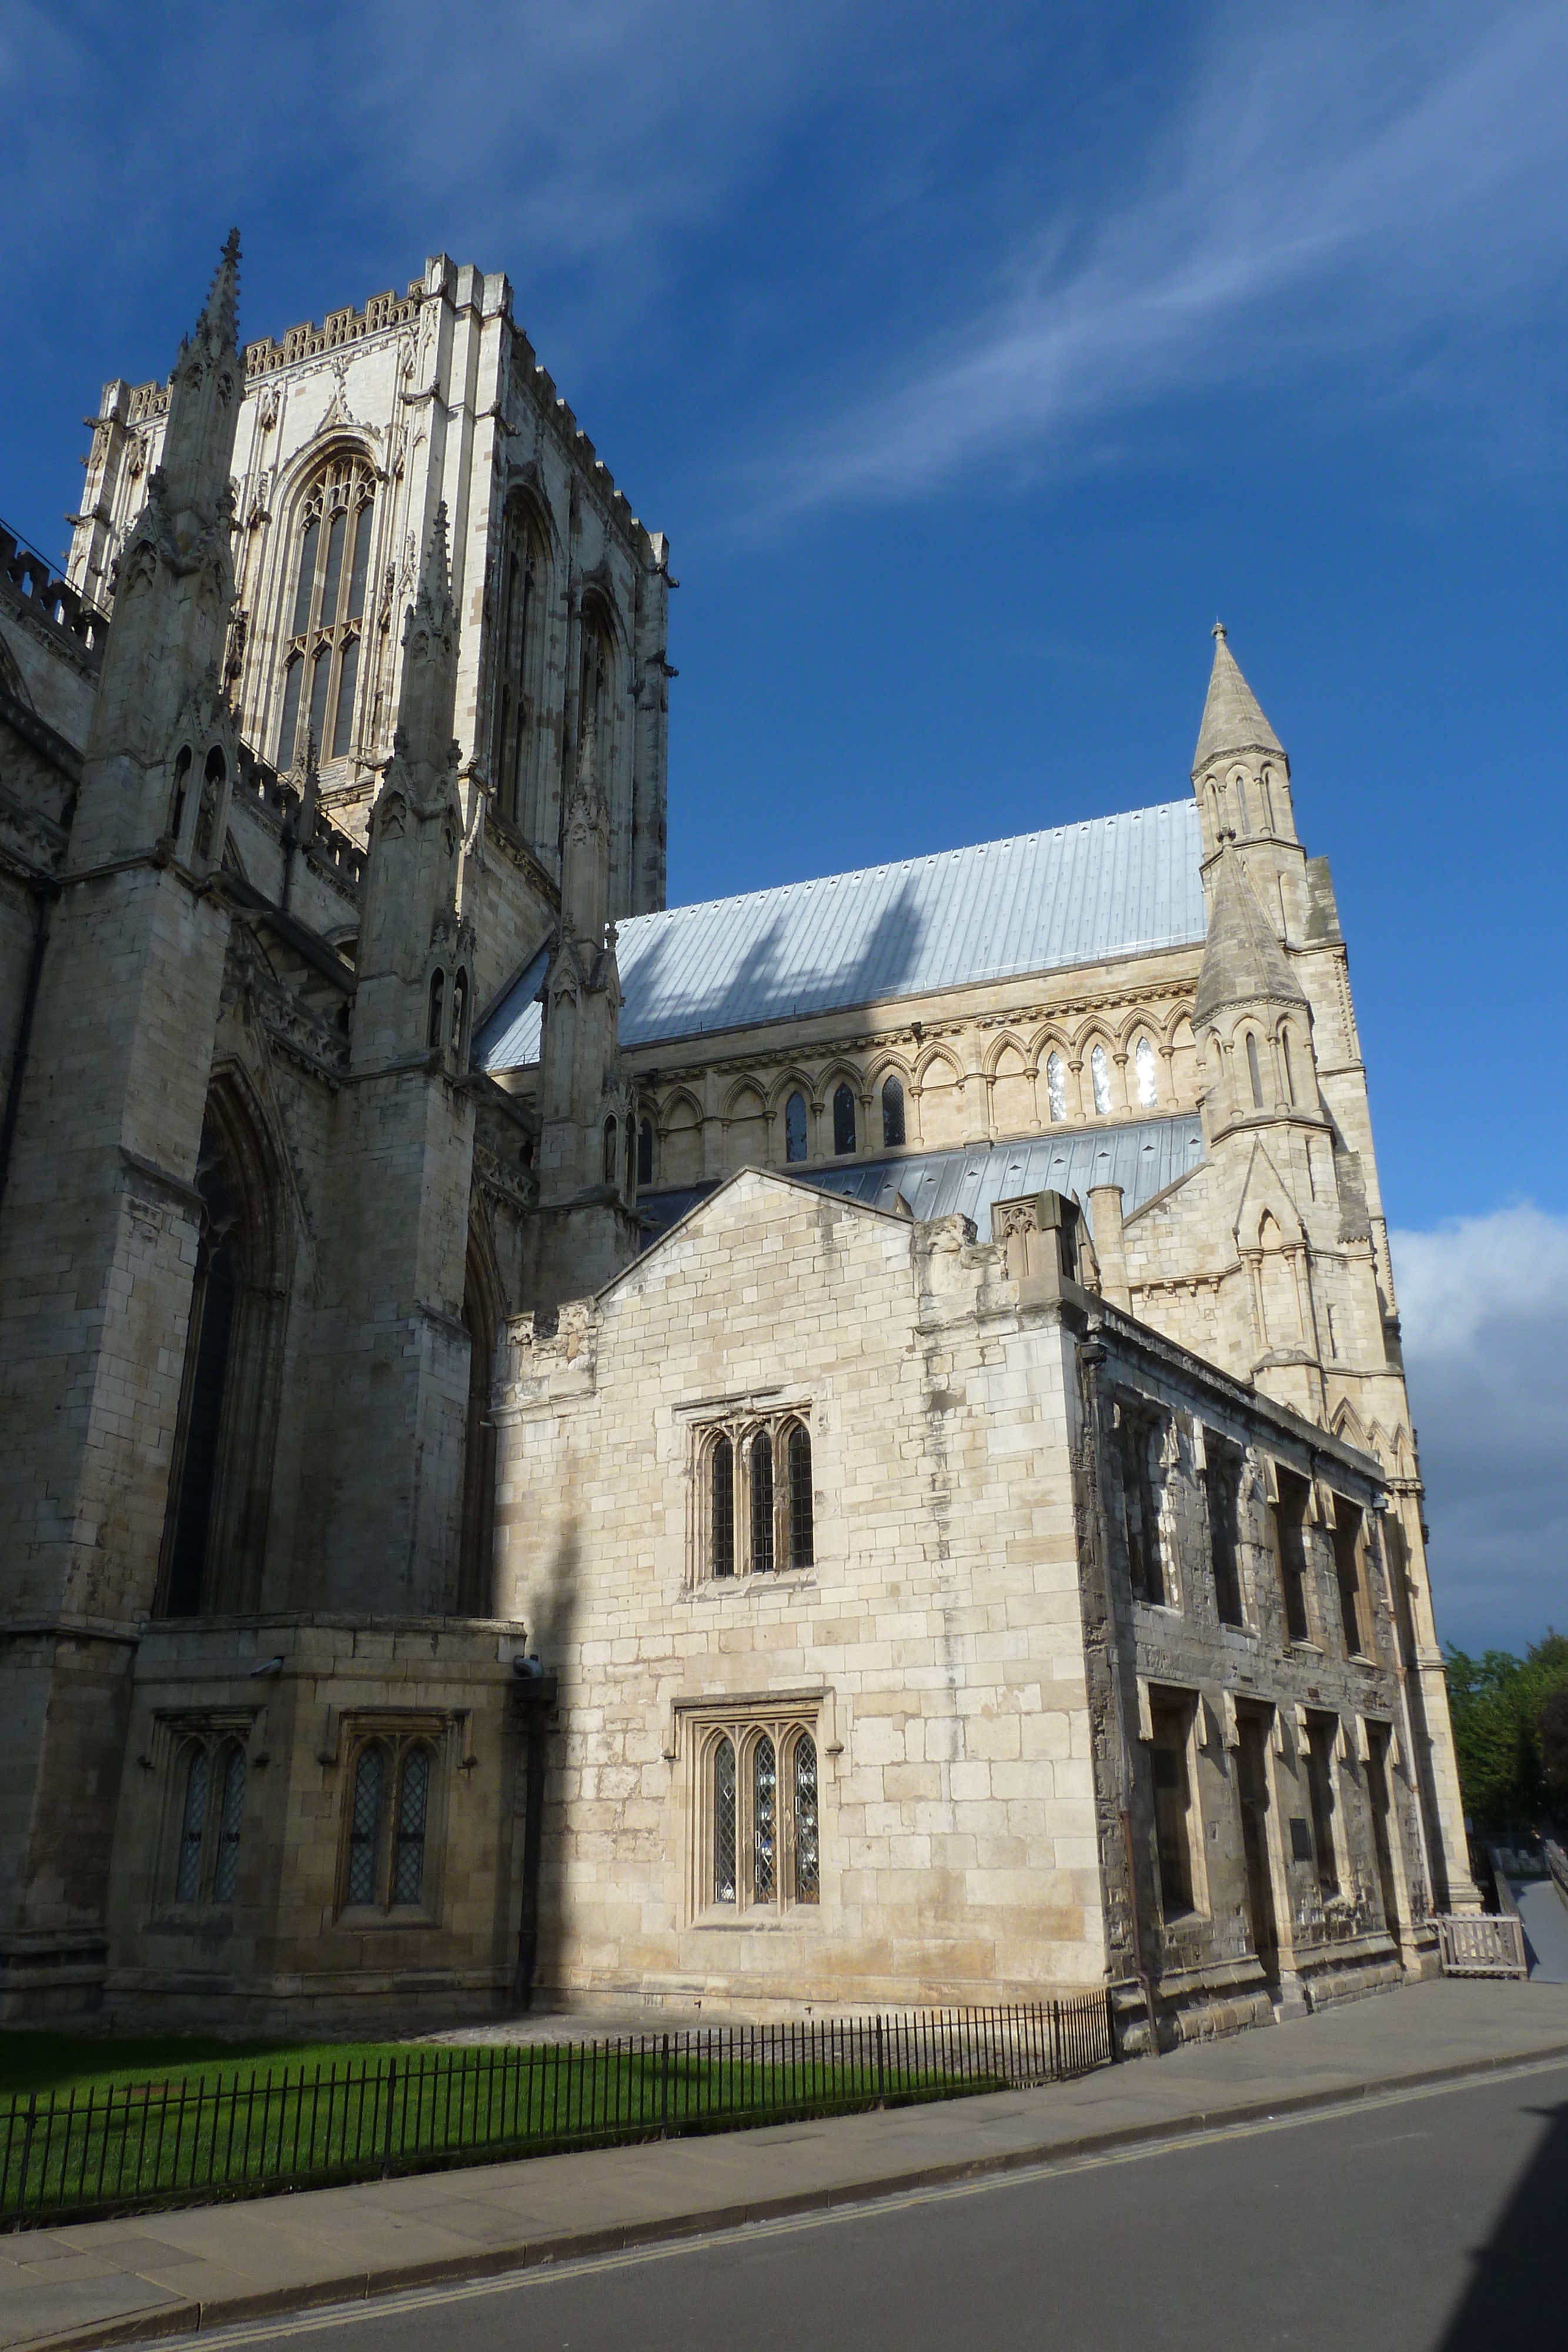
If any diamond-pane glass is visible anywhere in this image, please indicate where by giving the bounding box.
[175,1746,209,1903]
[750,1432,774,1573]
[711,1439,734,1577]
[787,1424,814,1569]
[753,1735,777,1902]
[713,1738,737,1903]
[346,1745,383,1906]
[392,1748,429,1906]
[212,1744,246,1903]
[793,1736,820,1903]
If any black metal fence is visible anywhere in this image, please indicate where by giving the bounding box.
[0,1994,1112,2231]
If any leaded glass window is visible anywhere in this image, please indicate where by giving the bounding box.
[793,1734,820,1903]
[1046,1052,1066,1122]
[833,1081,856,1156]
[785,1091,808,1162]
[711,1437,735,1576]
[175,1745,209,1904]
[713,1736,737,1903]
[212,1743,246,1903]
[346,1744,383,1906]
[1135,1037,1159,1107]
[392,1747,430,1905]
[750,1430,774,1573]
[752,1735,777,1901]
[276,457,375,771]
[881,1075,905,1148]
[787,1422,814,1569]
[1091,1044,1112,1116]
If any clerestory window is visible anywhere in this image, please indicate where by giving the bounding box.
[881,1075,905,1148]
[1046,1052,1066,1122]
[1091,1044,1112,1115]
[275,456,375,771]
[700,1412,814,1579]
[1135,1036,1159,1107]
[703,1720,820,1913]
[170,1732,249,1908]
[832,1082,857,1156]
[785,1091,809,1164]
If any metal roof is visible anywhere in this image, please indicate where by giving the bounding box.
[632,1115,1205,1252]
[476,799,1205,1071]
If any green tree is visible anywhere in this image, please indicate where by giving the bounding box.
[1445,1635,1568,1829]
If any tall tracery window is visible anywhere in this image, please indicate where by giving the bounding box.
[881,1075,905,1148]
[490,503,548,831]
[832,1082,857,1156]
[704,1722,821,1911]
[1090,1044,1112,1115]
[1134,1037,1159,1108]
[785,1091,809,1164]
[703,1414,813,1578]
[170,1733,248,1907]
[276,455,374,771]
[1046,1052,1067,1122]
[340,1732,437,1914]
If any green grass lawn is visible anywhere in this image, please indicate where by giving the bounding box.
[0,2030,429,2099]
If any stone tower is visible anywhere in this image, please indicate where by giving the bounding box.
[0,236,246,2016]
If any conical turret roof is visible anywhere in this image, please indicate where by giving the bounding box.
[1192,840,1306,1027]
[1193,624,1284,774]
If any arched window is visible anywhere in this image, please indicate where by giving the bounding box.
[710,1437,735,1577]
[193,746,225,863]
[637,1115,654,1188]
[1261,771,1277,831]
[427,970,445,1050]
[713,1736,737,1903]
[881,1076,905,1149]
[1233,770,1251,834]
[793,1733,820,1903]
[490,503,548,834]
[1135,1037,1159,1108]
[1046,1052,1066,1122]
[787,1422,814,1569]
[833,1082,857,1156]
[752,1734,777,1901]
[392,1747,431,1905]
[276,456,375,771]
[603,1117,617,1185]
[449,967,468,1061]
[1091,1044,1112,1115]
[169,744,192,840]
[346,1743,384,1906]
[212,1742,246,1903]
[175,1744,210,1904]
[785,1091,808,1164]
[1246,1032,1264,1108]
[750,1429,775,1573]
[1280,1029,1296,1105]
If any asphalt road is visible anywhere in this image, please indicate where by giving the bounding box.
[198,2059,1568,2352]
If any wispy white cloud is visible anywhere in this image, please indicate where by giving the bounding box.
[1392,1206,1568,1655]
[769,1,1568,512]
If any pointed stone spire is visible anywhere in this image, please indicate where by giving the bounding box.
[158,230,242,541]
[1193,623,1285,776]
[1193,839,1306,1028]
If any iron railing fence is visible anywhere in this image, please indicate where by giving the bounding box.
[0,1994,1112,2233]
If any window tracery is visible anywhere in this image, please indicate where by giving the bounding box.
[340,1731,437,1913]
[700,1413,813,1579]
[170,1733,248,1907]
[275,455,374,771]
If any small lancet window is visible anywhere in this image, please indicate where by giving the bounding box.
[793,1734,820,1902]
[392,1746,430,1905]
[1135,1037,1159,1108]
[1246,1031,1264,1108]
[169,744,193,840]
[881,1076,905,1149]
[713,1736,737,1903]
[212,1742,246,1903]
[752,1734,777,1902]
[346,1743,383,1906]
[833,1082,856,1157]
[1046,1052,1066,1122]
[427,970,446,1051]
[1280,1029,1296,1105]
[175,1743,209,1905]
[785,1091,808,1164]
[787,1423,814,1568]
[1261,771,1276,831]
[637,1115,654,1188]
[449,967,468,1059]
[1091,1044,1112,1116]
[603,1117,617,1184]
[711,1438,735,1577]
[750,1429,775,1573]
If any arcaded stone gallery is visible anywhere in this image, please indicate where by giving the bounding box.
[0,240,1473,2044]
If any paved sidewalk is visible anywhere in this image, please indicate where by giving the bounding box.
[4,1978,1568,2352]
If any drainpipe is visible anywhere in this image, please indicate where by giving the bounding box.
[0,874,56,1210]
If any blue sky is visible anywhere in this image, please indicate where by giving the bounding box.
[3,0,1565,1648]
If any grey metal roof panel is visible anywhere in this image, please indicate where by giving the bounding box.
[476,799,1205,1072]
[631,1115,1204,1253]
